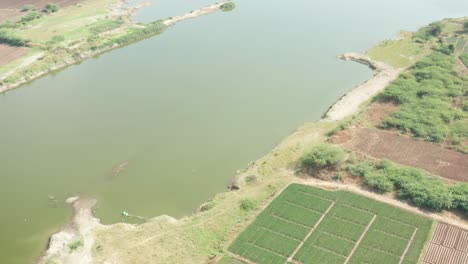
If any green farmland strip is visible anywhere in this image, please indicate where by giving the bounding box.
[295,243,345,264]
[360,228,408,256]
[272,203,322,227]
[305,231,355,257]
[349,246,401,264]
[372,217,415,239]
[328,203,374,226]
[226,184,433,264]
[256,217,309,240]
[315,217,365,242]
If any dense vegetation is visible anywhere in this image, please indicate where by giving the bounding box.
[300,144,346,170]
[346,159,468,214]
[0,30,29,46]
[43,3,60,14]
[20,11,43,23]
[412,22,443,42]
[220,2,236,12]
[378,51,468,150]
[300,144,468,215]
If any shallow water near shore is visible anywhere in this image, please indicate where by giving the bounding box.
[1,0,467,263]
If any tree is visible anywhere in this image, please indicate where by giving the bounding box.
[464,21,468,33]
[300,144,346,170]
[43,3,59,13]
[427,22,442,37]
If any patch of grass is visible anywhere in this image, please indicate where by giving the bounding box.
[68,240,83,252]
[228,184,433,264]
[367,38,426,68]
[89,19,124,34]
[461,53,468,67]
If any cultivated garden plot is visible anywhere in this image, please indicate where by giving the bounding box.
[227,184,433,264]
[422,223,468,264]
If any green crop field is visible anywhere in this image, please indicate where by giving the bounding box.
[226,184,433,264]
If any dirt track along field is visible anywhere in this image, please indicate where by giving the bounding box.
[332,128,468,182]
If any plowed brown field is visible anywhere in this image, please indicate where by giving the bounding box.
[422,223,468,264]
[0,44,27,66]
[332,128,468,182]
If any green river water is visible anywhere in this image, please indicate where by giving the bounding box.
[1,0,467,263]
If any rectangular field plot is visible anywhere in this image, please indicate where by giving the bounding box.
[226,184,434,264]
[422,223,468,264]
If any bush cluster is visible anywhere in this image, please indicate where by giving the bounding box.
[0,30,30,46]
[300,144,346,170]
[379,52,468,148]
[220,2,236,12]
[43,3,59,14]
[20,11,43,23]
[346,160,468,214]
[240,199,257,211]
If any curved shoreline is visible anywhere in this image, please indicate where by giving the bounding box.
[322,52,403,121]
[39,53,405,264]
[0,1,229,95]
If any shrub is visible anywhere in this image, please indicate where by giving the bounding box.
[43,3,59,14]
[460,53,468,67]
[0,20,18,29]
[379,52,468,146]
[300,144,346,170]
[20,11,43,23]
[220,2,236,12]
[346,159,468,214]
[0,30,30,46]
[21,4,35,12]
[240,199,257,211]
[68,240,83,252]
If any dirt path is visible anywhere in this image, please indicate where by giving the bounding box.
[322,53,403,121]
[163,1,229,26]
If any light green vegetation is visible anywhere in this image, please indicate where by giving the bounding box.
[220,2,236,12]
[228,184,433,264]
[367,36,426,68]
[461,53,468,66]
[68,240,83,252]
[378,51,468,151]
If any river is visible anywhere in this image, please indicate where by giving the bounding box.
[0,0,467,263]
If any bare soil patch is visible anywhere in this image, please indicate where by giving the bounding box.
[332,127,468,182]
[422,223,468,264]
[361,101,399,126]
[0,44,27,66]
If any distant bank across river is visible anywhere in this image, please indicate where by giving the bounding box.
[0,0,467,263]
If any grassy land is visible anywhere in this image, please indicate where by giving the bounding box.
[228,184,433,264]
[367,35,426,68]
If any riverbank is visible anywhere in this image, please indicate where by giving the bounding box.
[0,0,230,94]
[322,52,403,121]
[39,43,464,264]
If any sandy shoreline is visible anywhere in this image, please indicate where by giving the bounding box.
[322,52,403,121]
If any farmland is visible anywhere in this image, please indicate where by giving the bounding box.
[422,223,468,264]
[227,184,433,264]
